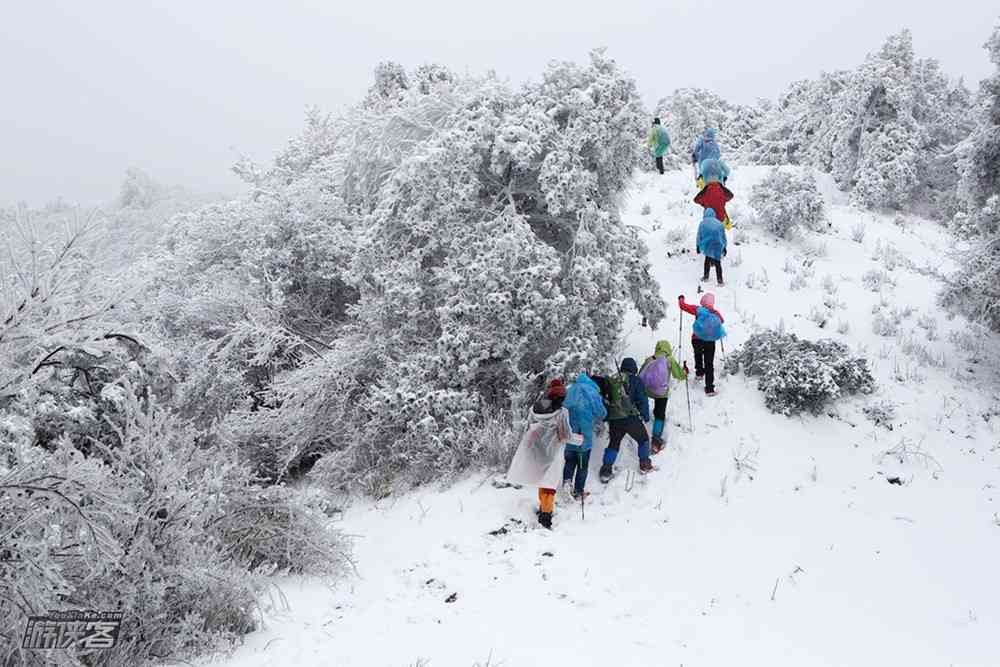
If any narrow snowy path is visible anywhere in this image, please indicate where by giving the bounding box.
[205,167,1000,667]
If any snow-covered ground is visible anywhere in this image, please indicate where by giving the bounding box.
[202,166,1000,666]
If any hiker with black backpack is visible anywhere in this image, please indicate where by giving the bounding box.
[597,358,654,484]
[639,341,688,454]
[679,293,726,396]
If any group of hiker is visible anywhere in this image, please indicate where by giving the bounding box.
[506,304,726,530]
[649,120,734,285]
[506,122,735,529]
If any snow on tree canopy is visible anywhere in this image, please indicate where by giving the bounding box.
[174,50,667,485]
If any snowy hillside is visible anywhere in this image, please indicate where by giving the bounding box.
[197,166,1000,666]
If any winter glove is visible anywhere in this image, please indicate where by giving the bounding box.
[683,361,690,379]
[723,249,727,257]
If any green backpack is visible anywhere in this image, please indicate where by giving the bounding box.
[605,372,638,420]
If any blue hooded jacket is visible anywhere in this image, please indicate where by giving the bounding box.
[616,358,651,422]
[699,158,730,185]
[692,128,721,165]
[693,307,726,342]
[697,209,727,260]
[563,373,607,453]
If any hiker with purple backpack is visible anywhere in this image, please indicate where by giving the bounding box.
[639,340,688,453]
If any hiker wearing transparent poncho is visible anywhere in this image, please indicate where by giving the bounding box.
[506,379,575,530]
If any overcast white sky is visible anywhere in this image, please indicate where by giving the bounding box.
[2,1,997,206]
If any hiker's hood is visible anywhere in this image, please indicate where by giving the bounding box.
[654,340,673,357]
[620,358,639,374]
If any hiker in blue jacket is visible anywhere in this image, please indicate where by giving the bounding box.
[562,372,607,499]
[691,128,722,185]
[697,208,727,286]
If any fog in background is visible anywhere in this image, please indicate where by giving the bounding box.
[3,0,996,206]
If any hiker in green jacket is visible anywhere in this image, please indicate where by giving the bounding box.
[638,340,687,453]
[648,117,671,175]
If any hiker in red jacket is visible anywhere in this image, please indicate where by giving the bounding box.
[678,293,727,396]
[694,179,734,229]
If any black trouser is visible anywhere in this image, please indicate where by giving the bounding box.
[607,416,650,453]
[703,256,723,282]
[654,156,664,174]
[692,337,717,392]
[605,416,651,465]
[652,397,667,421]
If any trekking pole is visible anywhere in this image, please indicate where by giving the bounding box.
[677,310,683,362]
[578,450,585,521]
[683,361,693,433]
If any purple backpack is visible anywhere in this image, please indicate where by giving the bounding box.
[639,357,669,396]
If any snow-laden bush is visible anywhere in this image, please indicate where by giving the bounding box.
[157,51,665,488]
[944,24,1000,331]
[727,330,875,416]
[862,268,896,292]
[743,30,974,214]
[749,169,827,238]
[0,386,350,666]
[654,87,764,159]
[864,399,897,429]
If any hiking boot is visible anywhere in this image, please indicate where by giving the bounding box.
[651,436,665,454]
[717,280,725,286]
[639,459,654,474]
[537,511,553,530]
[695,371,705,380]
[599,464,614,484]
[700,275,710,282]
[570,490,590,501]
[705,388,717,396]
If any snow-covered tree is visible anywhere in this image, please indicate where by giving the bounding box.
[212,51,666,485]
[655,87,763,163]
[743,30,973,214]
[944,23,1000,331]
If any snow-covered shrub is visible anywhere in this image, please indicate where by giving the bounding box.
[802,238,829,258]
[808,304,831,328]
[872,239,909,271]
[851,221,866,243]
[749,168,827,237]
[872,310,899,337]
[188,51,668,489]
[836,319,851,334]
[727,330,875,416]
[945,26,1000,336]
[899,336,946,367]
[917,312,939,340]
[744,30,974,214]
[654,87,764,159]
[864,399,897,429]
[664,225,687,245]
[0,386,350,666]
[640,202,652,216]
[119,166,163,209]
[744,267,770,290]
[729,250,743,267]
[822,274,839,295]
[862,268,896,292]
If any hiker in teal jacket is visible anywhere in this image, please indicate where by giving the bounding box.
[648,117,671,175]
[562,372,607,498]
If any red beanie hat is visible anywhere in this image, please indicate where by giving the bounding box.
[546,378,567,399]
